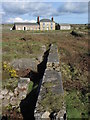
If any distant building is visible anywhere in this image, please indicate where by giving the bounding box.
[39,17,55,30]
[60,24,71,30]
[13,23,39,30]
[13,16,55,30]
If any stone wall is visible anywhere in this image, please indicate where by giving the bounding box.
[34,44,66,120]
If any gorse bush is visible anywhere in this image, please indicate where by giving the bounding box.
[3,62,18,78]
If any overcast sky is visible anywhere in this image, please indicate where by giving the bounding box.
[0,0,89,24]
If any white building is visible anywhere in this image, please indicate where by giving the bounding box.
[60,24,71,30]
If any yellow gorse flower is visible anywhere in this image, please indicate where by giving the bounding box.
[3,62,18,78]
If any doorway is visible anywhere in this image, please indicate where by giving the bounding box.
[24,27,26,30]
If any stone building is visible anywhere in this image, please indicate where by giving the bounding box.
[14,23,39,30]
[13,17,55,31]
[60,24,71,30]
[39,18,55,30]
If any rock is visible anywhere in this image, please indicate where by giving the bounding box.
[41,111,50,119]
[0,95,4,99]
[19,77,30,83]
[18,77,30,91]
[9,91,14,97]
[47,62,52,68]
[14,88,19,96]
[1,89,8,95]
[54,62,60,67]
[10,58,37,72]
[57,110,65,119]
[6,95,10,100]
[2,99,9,107]
[18,83,28,91]
[10,97,17,106]
[18,91,27,100]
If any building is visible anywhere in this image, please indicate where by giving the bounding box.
[39,17,55,30]
[13,17,55,30]
[60,24,71,30]
[13,23,39,30]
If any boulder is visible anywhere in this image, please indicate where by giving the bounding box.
[41,111,50,119]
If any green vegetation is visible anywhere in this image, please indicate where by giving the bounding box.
[65,91,88,118]
[2,78,18,91]
[40,82,64,112]
[27,81,34,94]
[58,30,88,118]
[2,62,18,79]
[41,90,64,112]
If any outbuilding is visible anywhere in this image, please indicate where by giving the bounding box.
[13,23,39,30]
[60,24,71,30]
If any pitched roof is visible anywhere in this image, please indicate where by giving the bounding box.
[40,19,55,22]
[14,22,39,25]
[60,24,71,26]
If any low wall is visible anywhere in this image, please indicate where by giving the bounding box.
[34,44,66,120]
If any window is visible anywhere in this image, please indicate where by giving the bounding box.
[43,22,45,27]
[47,23,49,27]
[51,26,53,30]
[51,23,53,29]
[51,22,53,26]
[43,26,45,30]
[43,22,45,25]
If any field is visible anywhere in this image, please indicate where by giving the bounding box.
[1,24,89,119]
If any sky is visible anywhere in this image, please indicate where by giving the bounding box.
[0,0,89,24]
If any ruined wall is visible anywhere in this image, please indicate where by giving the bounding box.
[34,44,66,120]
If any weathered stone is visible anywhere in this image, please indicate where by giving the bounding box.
[41,111,50,119]
[10,97,18,106]
[47,62,52,67]
[34,44,65,119]
[6,95,10,100]
[9,91,14,97]
[57,110,66,119]
[11,58,37,72]
[2,99,9,107]
[0,95,4,99]
[1,89,8,95]
[18,91,27,100]
[14,87,19,96]
[19,77,30,83]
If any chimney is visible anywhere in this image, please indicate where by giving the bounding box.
[51,17,53,21]
[37,16,39,24]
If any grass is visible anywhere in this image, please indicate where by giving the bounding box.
[27,81,34,94]
[2,78,18,92]
[65,91,88,118]
[58,30,88,118]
